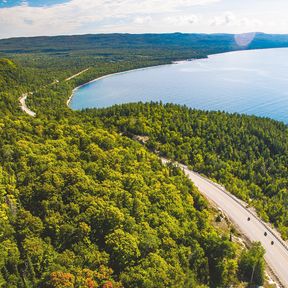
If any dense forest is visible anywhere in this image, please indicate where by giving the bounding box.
[1,109,248,287]
[2,32,288,54]
[1,33,288,287]
[0,60,254,288]
[91,103,288,240]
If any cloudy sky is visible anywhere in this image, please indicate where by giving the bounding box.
[0,0,287,39]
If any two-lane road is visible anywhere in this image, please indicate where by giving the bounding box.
[162,159,288,287]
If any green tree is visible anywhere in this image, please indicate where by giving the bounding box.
[238,242,265,286]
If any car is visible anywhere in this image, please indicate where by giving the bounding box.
[271,241,274,245]
[247,217,251,221]
[264,232,267,236]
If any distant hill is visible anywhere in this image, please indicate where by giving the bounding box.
[1,32,288,55]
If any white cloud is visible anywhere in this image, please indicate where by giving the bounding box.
[20,0,29,6]
[165,15,199,26]
[0,0,219,38]
[133,16,153,25]
[210,11,236,26]
[210,11,263,31]
[0,0,287,38]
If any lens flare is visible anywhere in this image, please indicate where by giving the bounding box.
[234,32,256,48]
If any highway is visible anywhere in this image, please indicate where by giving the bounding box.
[162,159,288,287]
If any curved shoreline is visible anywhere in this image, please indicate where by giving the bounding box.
[67,47,288,113]
[66,61,188,107]
[65,48,266,108]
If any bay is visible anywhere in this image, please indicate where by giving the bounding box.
[70,48,288,123]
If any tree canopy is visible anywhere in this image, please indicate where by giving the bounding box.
[1,33,284,286]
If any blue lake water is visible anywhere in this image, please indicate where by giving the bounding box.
[70,48,288,124]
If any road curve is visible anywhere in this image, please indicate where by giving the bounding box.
[19,68,90,117]
[162,159,288,287]
[19,93,36,117]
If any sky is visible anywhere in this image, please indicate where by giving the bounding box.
[0,0,287,39]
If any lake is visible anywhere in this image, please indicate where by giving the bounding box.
[70,48,288,124]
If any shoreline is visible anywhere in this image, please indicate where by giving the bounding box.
[66,46,288,109]
[66,48,253,108]
[66,61,190,107]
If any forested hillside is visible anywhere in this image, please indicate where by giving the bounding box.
[2,33,288,54]
[2,33,288,113]
[1,33,288,287]
[91,103,288,239]
[2,111,249,287]
[0,59,264,288]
